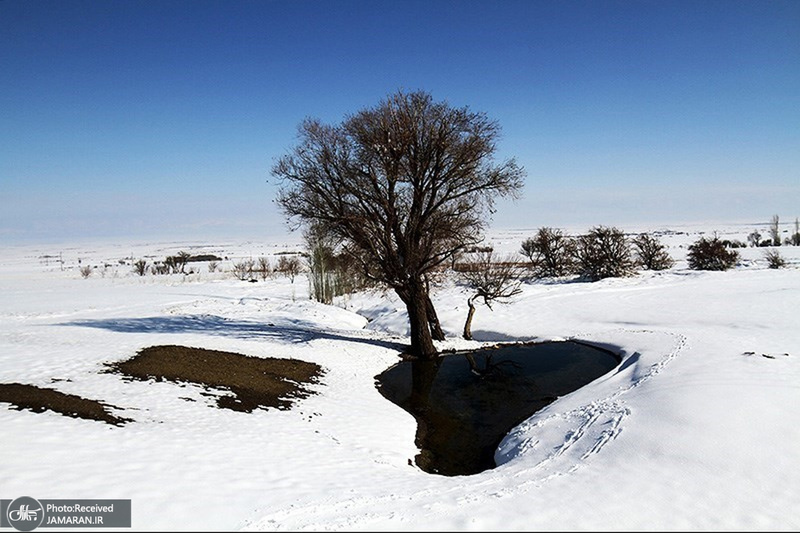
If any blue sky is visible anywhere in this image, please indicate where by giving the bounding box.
[1,0,798,244]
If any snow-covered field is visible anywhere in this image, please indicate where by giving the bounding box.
[1,221,799,531]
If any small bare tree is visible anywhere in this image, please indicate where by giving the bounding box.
[457,251,524,340]
[632,233,674,270]
[256,257,271,280]
[276,256,302,283]
[232,259,254,281]
[520,227,575,278]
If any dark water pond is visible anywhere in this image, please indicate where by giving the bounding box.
[375,340,620,476]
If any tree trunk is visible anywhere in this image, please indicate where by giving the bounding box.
[463,297,477,340]
[426,294,446,341]
[396,279,438,359]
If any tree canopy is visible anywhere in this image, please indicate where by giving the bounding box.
[273,90,524,357]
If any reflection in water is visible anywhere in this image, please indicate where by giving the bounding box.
[376,341,619,476]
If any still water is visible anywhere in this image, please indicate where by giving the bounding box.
[375,340,619,476]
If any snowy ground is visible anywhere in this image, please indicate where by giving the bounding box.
[1,221,799,531]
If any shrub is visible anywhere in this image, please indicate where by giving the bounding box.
[151,262,170,275]
[687,237,739,271]
[256,257,271,280]
[207,260,219,273]
[632,233,674,271]
[133,259,147,276]
[520,227,575,278]
[232,259,255,281]
[186,254,222,263]
[747,230,762,247]
[763,249,786,269]
[574,226,636,281]
[721,239,747,249]
[276,256,303,283]
[79,265,93,279]
[164,252,190,274]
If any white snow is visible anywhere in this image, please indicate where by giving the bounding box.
[1,222,798,531]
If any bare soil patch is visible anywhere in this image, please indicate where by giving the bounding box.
[0,383,131,426]
[106,345,323,412]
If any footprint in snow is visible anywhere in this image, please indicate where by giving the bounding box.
[743,351,790,359]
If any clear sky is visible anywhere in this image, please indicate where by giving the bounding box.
[1,0,798,244]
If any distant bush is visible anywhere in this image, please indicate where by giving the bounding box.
[687,237,739,271]
[574,226,636,281]
[207,260,220,273]
[632,233,674,271]
[186,254,223,263]
[232,259,255,281]
[133,259,147,276]
[520,227,575,278]
[747,230,762,247]
[150,262,170,275]
[80,265,93,279]
[763,249,786,269]
[276,256,303,283]
[720,239,747,249]
[164,252,190,274]
[256,257,271,280]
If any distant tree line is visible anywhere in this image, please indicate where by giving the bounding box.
[749,215,800,247]
[518,226,674,281]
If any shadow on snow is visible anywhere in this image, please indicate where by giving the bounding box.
[58,315,407,352]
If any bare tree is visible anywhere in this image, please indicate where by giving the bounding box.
[232,259,254,281]
[276,256,302,283]
[574,226,636,281]
[632,233,674,271]
[305,224,338,304]
[792,218,800,246]
[273,90,524,358]
[256,257,271,280]
[456,251,524,341]
[520,227,575,278]
[769,214,781,246]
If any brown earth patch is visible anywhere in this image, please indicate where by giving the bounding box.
[0,383,132,426]
[105,345,323,412]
